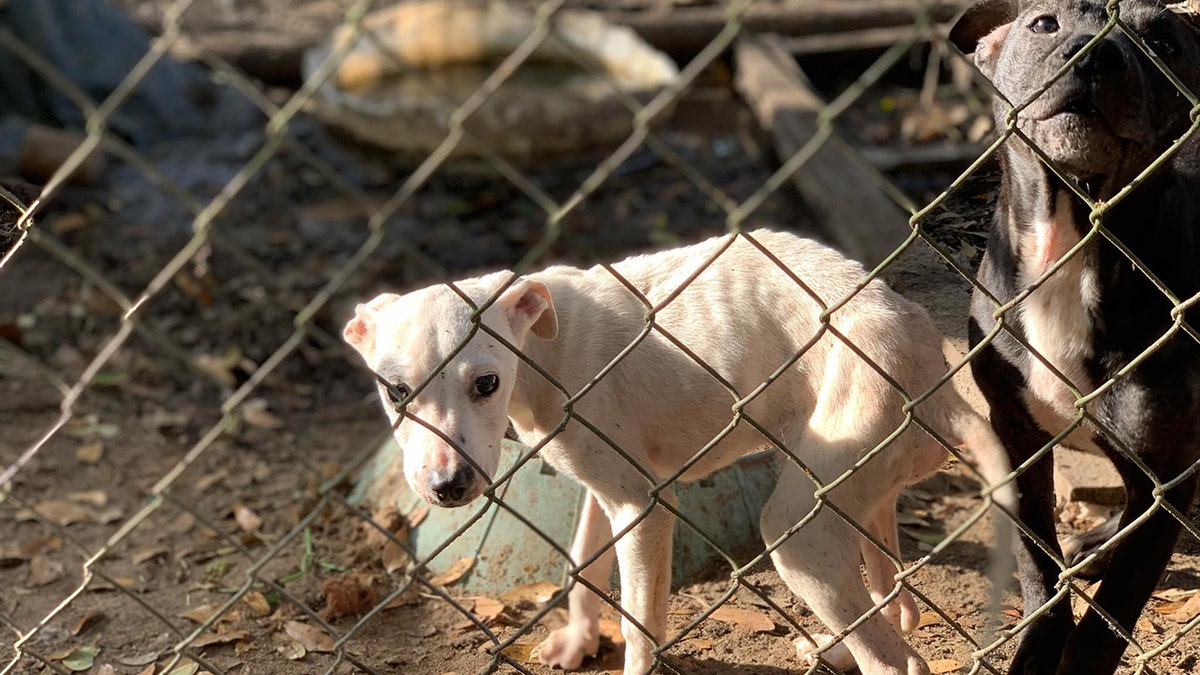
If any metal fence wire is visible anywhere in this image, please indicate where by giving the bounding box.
[1,0,1199,674]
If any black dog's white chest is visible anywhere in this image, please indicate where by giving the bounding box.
[1016,193,1103,450]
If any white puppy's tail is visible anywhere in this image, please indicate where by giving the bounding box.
[951,410,1017,648]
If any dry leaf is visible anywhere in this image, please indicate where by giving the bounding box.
[1166,592,1200,623]
[26,552,63,587]
[76,441,104,464]
[170,512,196,535]
[599,617,624,645]
[20,535,62,557]
[320,574,375,619]
[194,355,237,388]
[242,399,284,430]
[21,499,91,526]
[381,540,411,574]
[682,637,715,650]
[70,612,103,636]
[284,621,334,653]
[500,640,541,664]
[117,651,160,667]
[916,610,943,629]
[231,504,262,533]
[137,665,156,675]
[274,635,306,660]
[470,597,507,624]
[1001,607,1023,619]
[499,581,560,608]
[928,659,962,673]
[132,546,171,566]
[96,665,116,675]
[192,629,247,648]
[179,604,220,624]
[429,557,475,587]
[407,506,430,528]
[60,646,100,671]
[708,605,775,633]
[167,663,199,675]
[243,591,272,617]
[68,490,108,506]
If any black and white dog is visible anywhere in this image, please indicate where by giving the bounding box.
[951,1,1200,673]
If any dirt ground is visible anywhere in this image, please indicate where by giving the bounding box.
[3,2,1200,675]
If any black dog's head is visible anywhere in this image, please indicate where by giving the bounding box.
[952,0,1200,186]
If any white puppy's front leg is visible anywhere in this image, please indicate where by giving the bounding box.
[539,492,615,670]
[609,497,674,675]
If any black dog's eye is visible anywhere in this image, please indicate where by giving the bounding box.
[474,374,500,398]
[1145,37,1178,59]
[1031,15,1059,33]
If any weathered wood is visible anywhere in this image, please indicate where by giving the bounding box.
[734,34,910,267]
[782,22,950,55]
[617,0,972,56]
[857,142,990,173]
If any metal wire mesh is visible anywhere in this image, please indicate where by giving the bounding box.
[1,1,1198,674]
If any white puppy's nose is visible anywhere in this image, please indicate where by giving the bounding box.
[429,464,479,506]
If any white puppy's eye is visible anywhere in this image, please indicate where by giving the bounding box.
[383,382,411,409]
[474,374,500,398]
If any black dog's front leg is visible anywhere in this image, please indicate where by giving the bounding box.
[1057,456,1199,675]
[969,320,1074,675]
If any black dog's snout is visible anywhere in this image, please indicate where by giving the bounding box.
[1062,34,1125,74]
[431,465,477,504]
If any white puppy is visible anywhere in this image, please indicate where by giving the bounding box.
[345,230,1011,675]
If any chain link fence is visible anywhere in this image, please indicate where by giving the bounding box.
[1,0,1198,674]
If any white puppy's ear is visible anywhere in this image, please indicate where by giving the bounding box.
[343,303,377,356]
[500,279,557,340]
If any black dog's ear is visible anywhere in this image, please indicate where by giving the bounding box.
[949,0,1019,54]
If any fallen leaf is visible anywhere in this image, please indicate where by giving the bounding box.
[68,490,108,506]
[927,659,962,673]
[407,506,430,528]
[19,535,62,557]
[708,606,775,633]
[242,399,284,430]
[76,441,104,465]
[21,499,91,526]
[320,574,375,619]
[499,581,560,608]
[1001,607,1023,620]
[429,557,475,587]
[916,610,943,629]
[682,637,715,650]
[192,629,247,648]
[166,663,199,675]
[26,552,63,587]
[599,617,624,645]
[136,666,155,675]
[70,612,103,636]
[381,540,411,574]
[470,597,507,624]
[179,604,220,624]
[1166,592,1200,623]
[60,646,100,671]
[117,652,161,667]
[900,527,946,546]
[132,546,172,566]
[500,640,541,664]
[169,512,196,535]
[284,621,334,653]
[243,591,272,617]
[193,470,228,493]
[273,635,306,661]
[95,665,116,675]
[231,504,262,533]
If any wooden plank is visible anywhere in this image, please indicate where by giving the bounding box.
[616,0,972,57]
[782,22,951,55]
[734,33,910,267]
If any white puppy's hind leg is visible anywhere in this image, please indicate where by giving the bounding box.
[763,460,930,675]
[539,492,615,670]
[862,496,921,634]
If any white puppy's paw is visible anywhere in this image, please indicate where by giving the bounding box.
[538,624,600,670]
[794,633,855,672]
